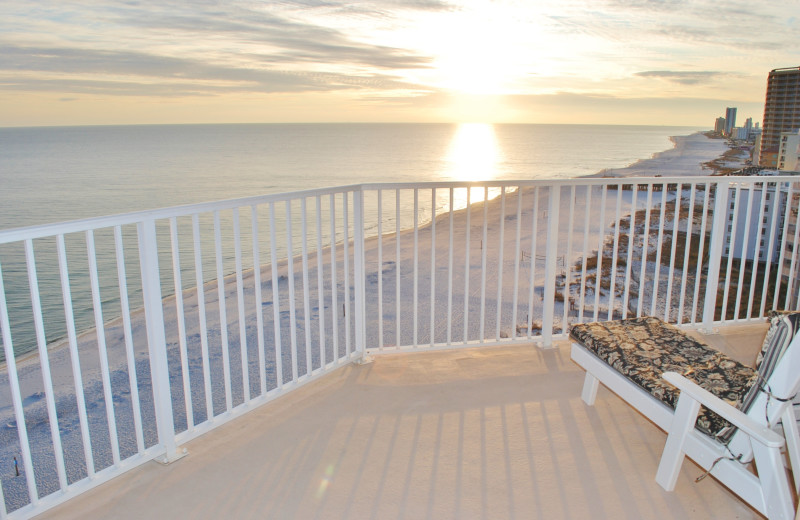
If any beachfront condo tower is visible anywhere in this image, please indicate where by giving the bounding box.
[725,107,737,136]
[759,66,800,168]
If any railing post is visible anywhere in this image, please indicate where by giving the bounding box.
[542,185,561,348]
[137,218,185,463]
[353,188,371,363]
[702,180,731,333]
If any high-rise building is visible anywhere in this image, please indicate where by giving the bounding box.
[744,117,753,140]
[778,130,800,171]
[715,117,726,134]
[759,66,800,168]
[725,107,737,135]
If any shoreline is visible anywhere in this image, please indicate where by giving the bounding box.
[0,131,735,370]
[0,129,753,509]
[0,131,745,371]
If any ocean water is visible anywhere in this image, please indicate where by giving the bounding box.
[0,123,702,230]
[0,123,712,509]
[0,123,703,362]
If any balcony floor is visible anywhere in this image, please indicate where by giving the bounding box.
[39,323,775,519]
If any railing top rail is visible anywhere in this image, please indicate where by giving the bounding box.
[0,183,364,244]
[1,174,798,244]
[357,174,799,191]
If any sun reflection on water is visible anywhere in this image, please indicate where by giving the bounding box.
[443,123,504,211]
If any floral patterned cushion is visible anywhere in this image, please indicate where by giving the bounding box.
[570,316,758,439]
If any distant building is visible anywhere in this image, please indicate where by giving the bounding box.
[725,107,737,136]
[744,118,753,140]
[753,133,763,165]
[715,117,726,134]
[759,66,800,168]
[778,130,800,171]
[723,181,787,263]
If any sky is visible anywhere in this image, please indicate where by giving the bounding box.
[1,0,799,127]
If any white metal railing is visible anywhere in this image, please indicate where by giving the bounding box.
[0,176,799,517]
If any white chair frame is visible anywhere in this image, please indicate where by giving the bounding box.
[571,328,800,520]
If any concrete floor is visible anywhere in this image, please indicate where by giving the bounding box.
[38,324,775,519]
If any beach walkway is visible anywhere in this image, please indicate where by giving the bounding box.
[37,323,768,520]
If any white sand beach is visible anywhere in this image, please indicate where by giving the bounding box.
[0,131,747,511]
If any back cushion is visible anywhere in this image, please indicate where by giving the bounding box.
[742,313,800,414]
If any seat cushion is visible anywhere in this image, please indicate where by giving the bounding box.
[570,316,757,439]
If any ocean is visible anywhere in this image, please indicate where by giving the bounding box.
[0,123,703,230]
[1,123,716,509]
[0,123,704,362]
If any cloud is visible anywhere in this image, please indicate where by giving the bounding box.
[634,70,728,85]
[0,0,434,98]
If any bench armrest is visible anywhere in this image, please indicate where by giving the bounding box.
[662,372,783,448]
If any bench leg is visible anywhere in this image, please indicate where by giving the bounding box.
[581,372,600,405]
[779,407,800,494]
[656,392,700,491]
[752,442,796,520]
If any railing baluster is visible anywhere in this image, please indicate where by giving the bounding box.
[563,186,576,330]
[703,180,731,329]
[692,184,711,324]
[527,187,539,338]
[343,193,352,357]
[191,214,214,418]
[329,195,339,362]
[734,183,756,321]
[447,188,454,346]
[785,193,800,310]
[316,196,327,362]
[593,185,608,322]
[578,186,592,323]
[85,231,121,466]
[495,187,506,341]
[137,219,180,462]
[284,202,299,381]
[232,208,250,400]
[774,184,794,312]
[761,183,782,317]
[720,185,740,322]
[512,187,523,339]
[608,185,623,320]
[413,188,419,347]
[250,206,267,397]
[637,184,653,318]
[480,187,489,342]
[353,189,367,358]
[758,183,781,317]
[396,189,401,348]
[57,234,95,475]
[0,260,39,503]
[376,190,383,350]
[678,184,696,325]
[622,185,638,319]
[747,182,770,319]
[168,219,194,430]
[300,198,312,374]
[268,203,284,384]
[651,185,668,316]
[430,188,437,347]
[463,188,472,343]
[543,185,561,345]
[213,211,233,409]
[665,183,682,323]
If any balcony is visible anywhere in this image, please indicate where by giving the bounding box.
[1,176,799,518]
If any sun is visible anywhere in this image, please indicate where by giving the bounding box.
[424,4,539,95]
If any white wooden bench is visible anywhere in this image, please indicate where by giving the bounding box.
[570,315,800,520]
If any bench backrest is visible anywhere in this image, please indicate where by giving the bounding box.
[728,314,800,457]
